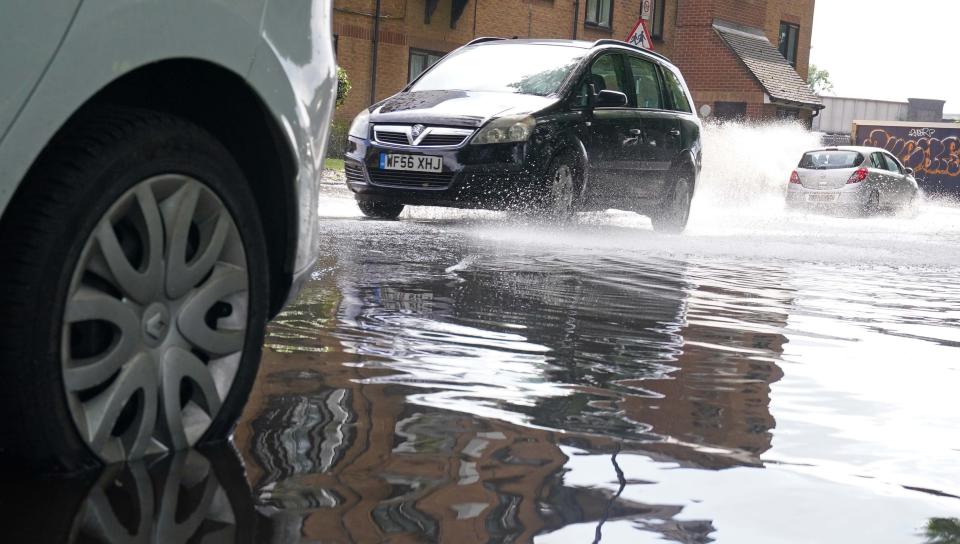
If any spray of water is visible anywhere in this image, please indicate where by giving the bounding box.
[322,121,960,267]
[694,119,821,208]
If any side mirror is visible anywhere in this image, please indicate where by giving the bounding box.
[905,167,914,176]
[595,89,628,108]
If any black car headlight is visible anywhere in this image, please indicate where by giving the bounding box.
[470,115,535,145]
[349,109,370,139]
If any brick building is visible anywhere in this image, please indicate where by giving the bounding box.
[333,0,822,124]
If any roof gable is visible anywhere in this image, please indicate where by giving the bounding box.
[713,21,823,109]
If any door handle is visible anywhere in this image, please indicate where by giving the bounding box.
[629,128,644,135]
[668,128,681,136]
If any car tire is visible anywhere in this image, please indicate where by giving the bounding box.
[861,190,881,217]
[356,196,404,220]
[0,107,268,473]
[901,191,922,218]
[651,172,693,233]
[536,150,580,220]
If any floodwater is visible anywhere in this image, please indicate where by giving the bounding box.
[3,123,960,542]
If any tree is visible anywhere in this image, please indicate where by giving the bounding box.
[807,64,834,94]
[924,518,960,544]
[336,67,352,109]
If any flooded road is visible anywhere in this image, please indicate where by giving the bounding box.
[237,192,960,543]
[3,124,960,543]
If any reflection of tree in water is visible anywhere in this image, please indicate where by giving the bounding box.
[926,518,960,544]
[507,60,581,95]
[377,89,468,113]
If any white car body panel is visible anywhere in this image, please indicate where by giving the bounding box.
[0,0,335,283]
[0,1,82,144]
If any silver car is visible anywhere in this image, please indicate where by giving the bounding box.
[0,1,336,472]
[786,146,920,215]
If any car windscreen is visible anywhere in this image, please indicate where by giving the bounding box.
[409,44,585,96]
[798,150,864,170]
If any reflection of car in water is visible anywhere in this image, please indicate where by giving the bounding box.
[2,446,263,542]
[332,248,785,465]
[236,246,791,541]
[786,146,921,215]
[345,38,703,232]
[0,1,336,471]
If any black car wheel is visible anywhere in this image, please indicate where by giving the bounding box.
[0,107,267,473]
[861,190,881,217]
[356,196,404,220]
[651,173,693,233]
[902,191,922,218]
[540,150,580,219]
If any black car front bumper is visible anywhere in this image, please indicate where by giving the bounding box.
[344,137,552,210]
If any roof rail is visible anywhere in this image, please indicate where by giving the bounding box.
[466,37,507,46]
[592,39,671,62]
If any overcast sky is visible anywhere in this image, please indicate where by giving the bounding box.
[810,0,960,113]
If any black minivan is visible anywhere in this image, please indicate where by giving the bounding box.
[344,38,702,232]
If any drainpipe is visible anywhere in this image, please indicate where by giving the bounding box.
[369,0,382,105]
[473,0,479,36]
[572,0,580,39]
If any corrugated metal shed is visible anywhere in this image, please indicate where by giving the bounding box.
[812,96,908,134]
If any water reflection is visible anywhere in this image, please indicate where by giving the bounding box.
[237,230,801,542]
[0,446,259,543]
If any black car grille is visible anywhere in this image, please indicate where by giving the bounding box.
[344,162,367,184]
[420,134,469,147]
[368,169,455,189]
[375,132,409,145]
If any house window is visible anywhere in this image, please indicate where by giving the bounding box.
[585,0,613,28]
[778,22,799,67]
[650,0,665,39]
[714,101,747,121]
[777,107,800,120]
[408,49,444,82]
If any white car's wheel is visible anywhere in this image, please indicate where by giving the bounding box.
[0,108,268,472]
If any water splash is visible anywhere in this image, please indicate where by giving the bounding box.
[694,119,822,207]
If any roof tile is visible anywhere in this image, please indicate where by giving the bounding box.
[714,24,823,109]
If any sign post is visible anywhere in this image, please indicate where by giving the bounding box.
[626,18,654,50]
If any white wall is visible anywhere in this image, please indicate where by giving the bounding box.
[812,96,908,134]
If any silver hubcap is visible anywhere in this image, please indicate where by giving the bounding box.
[550,164,575,213]
[62,174,249,463]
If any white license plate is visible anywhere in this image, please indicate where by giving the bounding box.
[379,153,443,172]
[807,193,838,203]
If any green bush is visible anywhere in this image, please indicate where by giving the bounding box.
[326,121,349,160]
[336,67,351,109]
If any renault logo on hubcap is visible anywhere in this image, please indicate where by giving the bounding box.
[411,124,426,141]
[142,303,171,346]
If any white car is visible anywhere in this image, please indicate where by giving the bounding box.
[0,0,336,471]
[786,146,921,215]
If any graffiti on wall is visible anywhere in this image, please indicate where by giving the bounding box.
[857,125,960,193]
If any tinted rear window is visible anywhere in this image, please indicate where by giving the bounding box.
[798,150,864,169]
[662,68,691,113]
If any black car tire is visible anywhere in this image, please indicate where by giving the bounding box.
[356,196,405,220]
[901,191,922,218]
[537,150,581,220]
[0,107,268,473]
[860,190,881,217]
[651,172,693,233]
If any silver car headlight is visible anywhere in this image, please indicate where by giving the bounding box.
[470,115,535,145]
[348,108,370,139]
